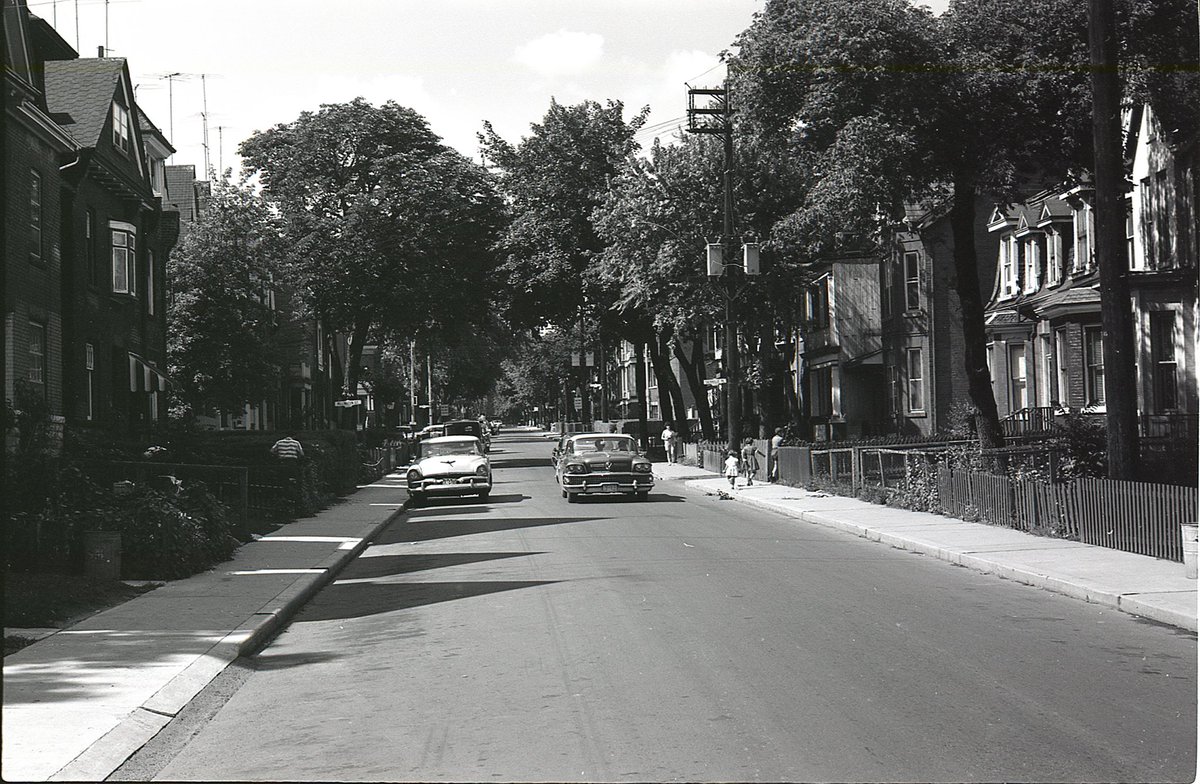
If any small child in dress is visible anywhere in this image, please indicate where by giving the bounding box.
[724,450,740,489]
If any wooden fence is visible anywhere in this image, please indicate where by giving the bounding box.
[934,467,1197,561]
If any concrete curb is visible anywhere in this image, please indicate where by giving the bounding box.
[668,475,1198,633]
[48,500,409,783]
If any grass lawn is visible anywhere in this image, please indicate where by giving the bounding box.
[3,572,159,656]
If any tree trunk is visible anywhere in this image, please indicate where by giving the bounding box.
[673,336,716,441]
[634,340,649,451]
[344,316,372,431]
[647,336,676,426]
[1091,0,1139,479]
[950,179,1005,448]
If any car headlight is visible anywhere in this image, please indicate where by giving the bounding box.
[407,469,422,482]
[633,463,652,473]
[475,465,489,477]
[566,463,586,474]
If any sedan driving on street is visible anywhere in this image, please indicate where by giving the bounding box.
[555,433,654,502]
[407,435,492,503]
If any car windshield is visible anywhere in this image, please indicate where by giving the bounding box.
[572,437,634,454]
[421,441,480,458]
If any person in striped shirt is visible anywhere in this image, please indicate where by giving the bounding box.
[270,432,305,460]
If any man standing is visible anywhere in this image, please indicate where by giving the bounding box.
[769,427,784,481]
[660,424,676,464]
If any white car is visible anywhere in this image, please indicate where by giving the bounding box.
[406,435,492,503]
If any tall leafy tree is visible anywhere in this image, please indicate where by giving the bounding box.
[239,99,503,412]
[167,180,287,418]
[480,99,649,331]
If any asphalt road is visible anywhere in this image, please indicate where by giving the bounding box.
[116,431,1197,782]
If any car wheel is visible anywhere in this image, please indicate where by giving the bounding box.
[478,489,490,500]
[408,492,423,506]
[636,491,649,500]
[561,488,567,498]
[566,492,576,503]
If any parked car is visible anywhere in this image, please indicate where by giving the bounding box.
[442,419,490,451]
[418,424,444,440]
[554,433,653,502]
[406,435,492,503]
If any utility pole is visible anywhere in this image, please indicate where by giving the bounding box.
[1090,0,1138,479]
[409,338,417,426]
[201,74,211,178]
[688,79,759,453]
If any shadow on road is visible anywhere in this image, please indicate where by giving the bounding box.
[490,456,556,469]
[378,515,597,544]
[565,493,687,504]
[336,551,543,580]
[292,580,559,622]
[252,650,343,670]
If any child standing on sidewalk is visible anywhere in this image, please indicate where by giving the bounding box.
[724,450,740,489]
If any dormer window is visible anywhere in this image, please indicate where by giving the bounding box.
[112,103,131,154]
[1045,227,1063,286]
[1022,236,1041,294]
[999,236,1018,299]
[1073,203,1092,274]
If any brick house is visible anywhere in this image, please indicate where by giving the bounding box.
[4,0,77,440]
[4,0,179,442]
[881,198,999,436]
[983,187,1102,422]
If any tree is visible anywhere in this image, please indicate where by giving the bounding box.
[239,99,504,418]
[480,99,649,331]
[731,0,1102,447]
[167,179,287,418]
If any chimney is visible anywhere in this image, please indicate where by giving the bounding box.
[98,46,105,57]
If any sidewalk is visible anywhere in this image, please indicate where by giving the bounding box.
[2,472,410,783]
[653,461,1198,634]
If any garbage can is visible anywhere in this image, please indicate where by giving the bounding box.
[84,531,122,580]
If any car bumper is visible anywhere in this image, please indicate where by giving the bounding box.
[562,475,654,495]
[409,477,491,495]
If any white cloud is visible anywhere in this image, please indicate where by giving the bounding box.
[513,30,605,76]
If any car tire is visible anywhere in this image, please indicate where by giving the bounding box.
[566,492,576,503]
[408,492,423,506]
[479,490,490,500]
[561,488,567,498]
[636,491,649,500]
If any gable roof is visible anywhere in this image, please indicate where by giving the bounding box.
[42,57,124,147]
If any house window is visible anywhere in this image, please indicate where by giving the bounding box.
[28,321,46,387]
[85,343,95,421]
[1074,204,1092,273]
[1022,237,1041,293]
[1040,334,1053,407]
[86,210,97,284]
[882,257,893,317]
[1150,311,1178,412]
[904,251,920,310]
[1046,228,1062,286]
[807,277,830,329]
[30,169,42,261]
[1153,170,1171,268]
[1009,343,1028,411]
[999,236,1017,298]
[884,362,896,418]
[147,249,155,315]
[112,103,131,154]
[1084,326,1105,406]
[1124,202,1135,270]
[111,224,136,295]
[1054,328,1069,407]
[810,365,833,418]
[906,348,925,414]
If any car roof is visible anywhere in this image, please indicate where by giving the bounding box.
[424,435,480,444]
[568,433,633,441]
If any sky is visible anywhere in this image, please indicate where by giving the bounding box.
[30,0,947,177]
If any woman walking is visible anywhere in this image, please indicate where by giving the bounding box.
[740,438,762,486]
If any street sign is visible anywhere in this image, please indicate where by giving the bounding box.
[704,378,727,387]
[334,399,362,408]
